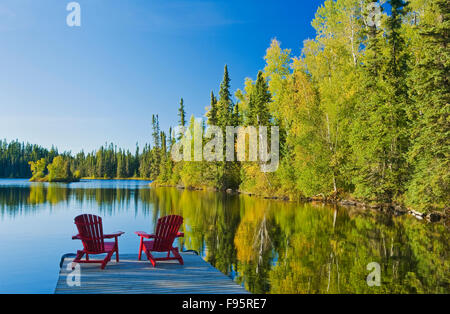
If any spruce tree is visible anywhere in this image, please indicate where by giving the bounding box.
[363,0,384,78]
[232,102,241,126]
[248,71,271,126]
[150,115,161,180]
[213,65,241,189]
[134,143,140,177]
[217,65,233,128]
[178,98,186,127]
[351,0,410,202]
[406,0,449,211]
[160,131,167,158]
[206,91,218,126]
[152,114,161,149]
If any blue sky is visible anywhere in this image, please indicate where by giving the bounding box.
[0,0,323,153]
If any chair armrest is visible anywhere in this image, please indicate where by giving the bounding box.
[176,232,184,238]
[72,234,92,241]
[104,231,125,239]
[135,231,155,239]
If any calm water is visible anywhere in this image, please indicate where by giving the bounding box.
[0,179,448,294]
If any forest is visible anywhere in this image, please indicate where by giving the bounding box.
[0,137,161,181]
[155,0,448,214]
[1,0,448,213]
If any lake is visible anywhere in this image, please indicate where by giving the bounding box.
[0,179,448,294]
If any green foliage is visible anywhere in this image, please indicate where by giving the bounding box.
[247,71,271,126]
[29,158,47,181]
[0,140,56,178]
[156,0,447,214]
[206,92,218,125]
[47,156,74,182]
[217,65,234,129]
[405,0,450,211]
[7,138,164,182]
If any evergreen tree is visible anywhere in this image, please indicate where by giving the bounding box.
[232,102,241,126]
[217,65,234,128]
[178,98,186,127]
[116,150,125,178]
[152,114,161,149]
[362,0,385,78]
[247,71,271,126]
[351,0,411,201]
[406,0,449,211]
[134,143,140,177]
[206,91,218,125]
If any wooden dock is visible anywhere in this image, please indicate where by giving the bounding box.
[55,252,249,294]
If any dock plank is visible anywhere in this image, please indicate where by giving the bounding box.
[55,253,249,294]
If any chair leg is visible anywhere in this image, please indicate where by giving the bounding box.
[138,237,144,261]
[144,248,156,267]
[115,238,119,262]
[102,250,115,270]
[172,248,184,265]
[72,251,84,270]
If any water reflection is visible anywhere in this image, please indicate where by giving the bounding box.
[0,181,448,294]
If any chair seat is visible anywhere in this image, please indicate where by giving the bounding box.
[103,242,116,252]
[143,240,173,252]
[84,241,116,254]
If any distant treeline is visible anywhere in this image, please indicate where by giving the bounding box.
[0,140,58,178]
[0,134,166,180]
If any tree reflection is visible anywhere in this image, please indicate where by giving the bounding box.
[0,184,447,294]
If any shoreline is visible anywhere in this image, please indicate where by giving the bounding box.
[0,177,152,183]
[0,178,446,223]
[80,177,152,181]
[151,182,448,224]
[29,178,81,183]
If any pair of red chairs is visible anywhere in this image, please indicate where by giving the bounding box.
[72,214,184,269]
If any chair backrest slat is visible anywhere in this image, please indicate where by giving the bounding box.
[153,215,183,251]
[74,214,105,253]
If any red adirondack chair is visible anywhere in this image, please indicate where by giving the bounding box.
[72,214,124,270]
[135,215,184,267]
